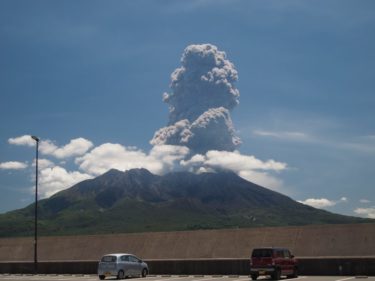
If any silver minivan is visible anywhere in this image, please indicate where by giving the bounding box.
[98,253,148,280]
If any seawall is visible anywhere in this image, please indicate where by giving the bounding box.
[1,223,374,275]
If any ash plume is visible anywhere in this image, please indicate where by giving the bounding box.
[151,44,241,154]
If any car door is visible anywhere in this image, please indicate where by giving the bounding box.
[120,255,132,276]
[129,255,142,275]
[283,249,293,274]
[275,250,284,272]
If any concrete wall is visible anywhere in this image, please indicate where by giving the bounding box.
[1,258,374,276]
[1,224,375,275]
[1,223,375,262]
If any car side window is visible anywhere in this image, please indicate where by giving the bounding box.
[101,255,116,262]
[129,255,139,263]
[121,255,130,262]
[276,250,283,258]
[284,250,291,258]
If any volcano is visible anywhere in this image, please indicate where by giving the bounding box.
[0,168,371,237]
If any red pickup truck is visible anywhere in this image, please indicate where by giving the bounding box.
[250,247,298,280]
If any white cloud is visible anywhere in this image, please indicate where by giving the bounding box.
[360,199,371,204]
[298,198,337,208]
[238,170,284,190]
[298,197,348,209]
[149,145,190,173]
[253,129,375,154]
[354,208,375,219]
[8,136,94,158]
[38,166,93,198]
[76,143,148,175]
[76,144,286,191]
[33,158,55,170]
[8,135,36,146]
[340,197,348,202]
[40,138,93,159]
[76,143,190,176]
[340,135,375,154]
[39,140,58,154]
[205,150,287,171]
[181,150,287,189]
[8,135,289,198]
[0,161,28,170]
[253,130,312,142]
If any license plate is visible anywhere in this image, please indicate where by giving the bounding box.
[259,271,266,275]
[105,272,111,276]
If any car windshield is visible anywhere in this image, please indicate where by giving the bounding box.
[101,255,117,262]
[252,249,273,258]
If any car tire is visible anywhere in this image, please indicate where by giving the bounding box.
[99,275,105,280]
[271,269,281,280]
[250,274,258,280]
[142,268,148,277]
[287,267,298,279]
[292,267,298,278]
[117,270,125,280]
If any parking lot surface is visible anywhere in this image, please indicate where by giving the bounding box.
[0,275,374,281]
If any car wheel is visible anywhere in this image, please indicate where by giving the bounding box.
[271,269,281,280]
[250,274,258,280]
[287,267,298,279]
[292,267,298,278]
[142,268,148,277]
[99,275,105,280]
[117,270,125,280]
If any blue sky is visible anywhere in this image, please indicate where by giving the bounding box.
[1,0,374,218]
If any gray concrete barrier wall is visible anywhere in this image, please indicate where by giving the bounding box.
[1,224,375,276]
[0,261,98,275]
[2,224,375,262]
[297,257,375,276]
[1,258,374,276]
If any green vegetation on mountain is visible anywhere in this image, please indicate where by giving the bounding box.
[0,168,371,237]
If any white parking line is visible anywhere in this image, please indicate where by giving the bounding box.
[292,277,308,280]
[193,277,225,281]
[149,277,195,281]
[335,277,356,281]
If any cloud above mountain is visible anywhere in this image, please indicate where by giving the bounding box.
[75,143,189,176]
[6,137,286,198]
[151,44,241,154]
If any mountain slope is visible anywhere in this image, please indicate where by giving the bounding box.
[0,168,371,237]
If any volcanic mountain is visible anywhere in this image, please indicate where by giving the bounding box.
[0,168,370,237]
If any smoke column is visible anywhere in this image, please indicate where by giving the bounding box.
[151,44,241,154]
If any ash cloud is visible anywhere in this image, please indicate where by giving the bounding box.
[151,44,241,154]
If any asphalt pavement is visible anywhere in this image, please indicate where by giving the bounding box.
[0,275,373,281]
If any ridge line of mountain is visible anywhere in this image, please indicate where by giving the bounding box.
[0,168,372,237]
